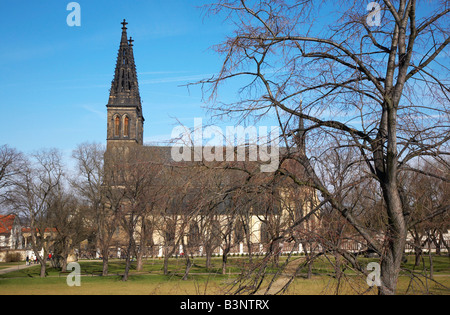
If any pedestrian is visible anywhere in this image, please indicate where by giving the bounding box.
[26,256,29,266]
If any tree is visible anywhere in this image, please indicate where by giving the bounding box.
[48,189,88,272]
[117,147,166,281]
[0,145,24,208]
[72,142,119,276]
[200,0,450,295]
[9,149,64,277]
[403,160,450,272]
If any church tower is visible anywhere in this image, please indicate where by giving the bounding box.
[107,20,144,150]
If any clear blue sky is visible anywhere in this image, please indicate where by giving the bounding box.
[1,1,446,168]
[0,0,235,162]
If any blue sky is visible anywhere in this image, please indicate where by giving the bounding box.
[0,0,236,163]
[1,0,447,170]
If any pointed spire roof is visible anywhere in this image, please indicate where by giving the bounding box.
[108,19,143,116]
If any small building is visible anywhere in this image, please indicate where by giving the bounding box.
[0,214,23,250]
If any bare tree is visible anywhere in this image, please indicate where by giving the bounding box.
[9,149,64,277]
[0,145,24,209]
[403,160,450,271]
[48,189,87,271]
[72,142,123,276]
[117,147,167,281]
[199,0,450,295]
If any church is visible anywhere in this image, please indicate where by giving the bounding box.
[100,20,320,260]
[106,20,145,150]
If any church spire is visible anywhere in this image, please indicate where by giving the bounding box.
[106,20,145,147]
[108,19,142,112]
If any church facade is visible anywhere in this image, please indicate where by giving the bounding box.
[101,21,320,259]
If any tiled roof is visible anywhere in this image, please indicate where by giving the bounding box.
[21,227,57,233]
[0,215,15,235]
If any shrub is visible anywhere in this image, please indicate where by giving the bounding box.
[5,252,22,263]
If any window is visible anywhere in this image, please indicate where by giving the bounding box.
[114,116,120,137]
[124,116,130,137]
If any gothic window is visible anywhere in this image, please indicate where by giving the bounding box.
[114,115,120,137]
[124,116,130,137]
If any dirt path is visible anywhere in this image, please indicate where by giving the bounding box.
[256,257,304,295]
[0,263,37,275]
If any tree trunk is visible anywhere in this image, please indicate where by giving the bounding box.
[307,260,313,280]
[414,246,422,267]
[377,143,407,295]
[379,221,406,295]
[61,256,68,273]
[205,248,213,269]
[39,258,47,278]
[101,245,109,276]
[246,239,253,263]
[102,256,109,276]
[181,239,192,281]
[136,250,144,272]
[379,253,399,295]
[163,245,175,275]
[164,255,170,275]
[412,234,423,267]
[123,254,131,282]
[428,238,434,280]
[182,258,192,281]
[123,240,133,281]
[222,248,230,275]
[335,253,342,295]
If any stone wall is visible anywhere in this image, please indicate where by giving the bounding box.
[0,249,30,262]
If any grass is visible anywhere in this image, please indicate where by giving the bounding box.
[0,274,227,295]
[0,255,448,295]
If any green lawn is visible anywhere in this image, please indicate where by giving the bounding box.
[0,255,448,295]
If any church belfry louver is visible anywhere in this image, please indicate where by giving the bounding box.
[107,20,144,149]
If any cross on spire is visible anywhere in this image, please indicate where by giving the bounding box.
[128,37,134,47]
[121,19,128,30]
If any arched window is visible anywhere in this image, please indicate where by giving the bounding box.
[114,116,120,137]
[124,116,130,137]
